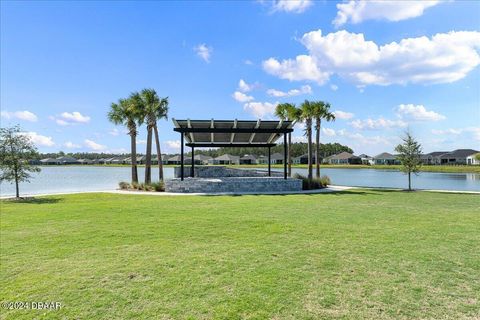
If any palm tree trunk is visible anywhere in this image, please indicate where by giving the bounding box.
[14,170,19,198]
[153,125,164,181]
[130,132,138,183]
[315,119,321,178]
[307,120,313,180]
[145,126,153,184]
[408,171,411,191]
[288,132,292,177]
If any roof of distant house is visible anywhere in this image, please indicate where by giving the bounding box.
[329,152,359,160]
[214,154,240,161]
[358,153,372,158]
[240,154,257,160]
[374,152,396,159]
[440,149,479,158]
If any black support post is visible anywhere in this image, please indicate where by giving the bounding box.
[180,133,184,181]
[191,146,195,177]
[268,147,271,177]
[284,133,287,179]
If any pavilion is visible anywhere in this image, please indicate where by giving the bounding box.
[172,119,294,180]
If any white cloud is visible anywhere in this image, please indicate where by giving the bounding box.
[263,29,480,86]
[60,111,90,123]
[1,110,38,122]
[266,85,312,97]
[396,104,446,121]
[137,139,147,145]
[232,91,254,102]
[432,127,480,141]
[272,0,313,13]
[322,128,336,136]
[350,117,407,130]
[333,110,354,120]
[23,132,55,147]
[263,55,330,84]
[330,84,338,91]
[243,101,278,118]
[244,59,253,65]
[109,128,120,136]
[194,43,212,63]
[84,139,106,151]
[165,140,181,153]
[334,0,440,27]
[238,79,259,92]
[63,141,81,149]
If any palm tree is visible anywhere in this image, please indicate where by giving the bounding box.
[313,101,335,178]
[275,103,297,177]
[108,97,143,184]
[299,100,316,180]
[139,88,169,184]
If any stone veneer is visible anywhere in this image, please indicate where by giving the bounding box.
[174,166,283,178]
[165,177,302,193]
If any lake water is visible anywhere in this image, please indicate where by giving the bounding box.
[0,166,479,197]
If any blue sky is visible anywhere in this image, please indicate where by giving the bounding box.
[1,0,479,155]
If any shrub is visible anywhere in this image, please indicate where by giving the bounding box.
[150,181,165,192]
[119,181,130,190]
[293,173,331,190]
[131,182,139,190]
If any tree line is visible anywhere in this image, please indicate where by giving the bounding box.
[193,142,353,159]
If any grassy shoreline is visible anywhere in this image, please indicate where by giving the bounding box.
[38,163,480,173]
[1,190,479,319]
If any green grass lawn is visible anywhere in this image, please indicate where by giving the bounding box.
[1,191,479,319]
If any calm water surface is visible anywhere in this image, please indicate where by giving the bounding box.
[1,166,479,196]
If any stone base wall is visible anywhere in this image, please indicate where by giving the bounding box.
[174,166,283,178]
[165,177,302,193]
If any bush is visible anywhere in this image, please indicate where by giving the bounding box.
[150,181,165,192]
[293,173,331,190]
[119,181,129,190]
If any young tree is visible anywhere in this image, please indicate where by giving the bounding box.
[395,131,423,191]
[0,126,41,198]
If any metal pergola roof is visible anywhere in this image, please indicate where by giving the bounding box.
[172,119,294,147]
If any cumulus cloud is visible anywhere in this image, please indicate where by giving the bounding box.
[396,104,446,121]
[266,85,312,97]
[263,55,330,84]
[334,0,440,27]
[64,141,81,149]
[1,110,38,122]
[333,110,354,120]
[272,0,313,13]
[243,101,278,118]
[232,91,254,102]
[109,128,120,136]
[322,128,336,136]
[164,140,181,153]
[84,139,106,151]
[23,132,55,147]
[263,29,480,86]
[194,43,212,63]
[432,127,480,141]
[350,117,407,130]
[137,139,147,145]
[61,111,90,123]
[330,84,338,91]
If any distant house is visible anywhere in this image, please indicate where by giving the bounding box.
[327,152,362,165]
[56,156,80,165]
[240,154,257,165]
[195,154,212,165]
[167,155,182,165]
[294,153,320,165]
[257,155,268,164]
[40,158,60,165]
[439,149,479,165]
[209,154,240,165]
[270,153,284,165]
[358,154,374,165]
[467,153,480,165]
[94,158,106,164]
[420,152,447,165]
[78,159,94,165]
[374,152,399,165]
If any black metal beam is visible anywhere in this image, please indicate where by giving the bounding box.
[180,133,184,181]
[191,146,194,178]
[174,128,293,133]
[268,147,271,177]
[284,133,287,180]
[185,143,276,148]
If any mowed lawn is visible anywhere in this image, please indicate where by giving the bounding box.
[1,191,479,319]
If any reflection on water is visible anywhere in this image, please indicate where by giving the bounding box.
[0,165,479,196]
